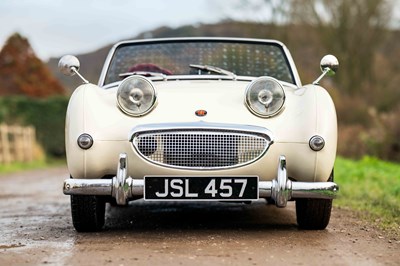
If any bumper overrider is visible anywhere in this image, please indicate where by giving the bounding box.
[63,153,339,208]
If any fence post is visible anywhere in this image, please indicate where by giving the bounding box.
[0,124,37,164]
[0,124,12,164]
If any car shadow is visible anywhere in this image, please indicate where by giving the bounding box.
[103,199,298,232]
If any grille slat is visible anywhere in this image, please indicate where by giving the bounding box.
[133,130,270,169]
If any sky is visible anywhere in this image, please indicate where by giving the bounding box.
[0,0,229,60]
[0,0,399,61]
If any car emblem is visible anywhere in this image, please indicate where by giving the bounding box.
[195,109,207,117]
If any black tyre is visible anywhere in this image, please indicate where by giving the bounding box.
[295,171,334,230]
[296,198,332,230]
[71,195,106,232]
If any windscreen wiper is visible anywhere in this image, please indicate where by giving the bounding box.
[119,71,167,80]
[189,64,236,80]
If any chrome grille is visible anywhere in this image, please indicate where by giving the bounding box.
[132,129,271,169]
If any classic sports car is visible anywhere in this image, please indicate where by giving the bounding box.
[59,37,339,232]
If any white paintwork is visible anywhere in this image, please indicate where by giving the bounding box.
[65,78,337,183]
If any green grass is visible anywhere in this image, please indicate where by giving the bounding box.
[0,158,65,174]
[334,156,400,234]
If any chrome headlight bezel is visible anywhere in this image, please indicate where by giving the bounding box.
[116,75,157,117]
[245,77,286,118]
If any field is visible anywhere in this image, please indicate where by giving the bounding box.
[335,156,400,235]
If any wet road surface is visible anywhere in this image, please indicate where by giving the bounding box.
[0,167,399,265]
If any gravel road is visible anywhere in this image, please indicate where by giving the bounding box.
[0,167,398,265]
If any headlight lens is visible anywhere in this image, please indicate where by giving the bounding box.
[117,76,157,116]
[245,77,285,117]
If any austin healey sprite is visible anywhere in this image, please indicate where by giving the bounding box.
[59,37,339,232]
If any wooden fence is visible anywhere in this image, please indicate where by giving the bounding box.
[0,124,36,164]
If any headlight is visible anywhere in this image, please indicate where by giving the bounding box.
[117,76,157,116]
[245,77,285,117]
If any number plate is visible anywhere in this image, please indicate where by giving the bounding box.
[144,176,258,201]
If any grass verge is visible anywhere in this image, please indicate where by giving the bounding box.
[334,156,400,236]
[0,158,66,174]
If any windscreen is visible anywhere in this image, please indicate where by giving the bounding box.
[104,40,294,85]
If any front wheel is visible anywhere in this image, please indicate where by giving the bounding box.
[71,195,106,232]
[295,171,334,230]
[295,198,332,230]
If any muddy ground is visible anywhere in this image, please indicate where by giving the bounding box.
[0,167,399,265]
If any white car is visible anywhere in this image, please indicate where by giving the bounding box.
[59,37,339,232]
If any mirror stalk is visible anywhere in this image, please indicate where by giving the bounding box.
[71,67,89,84]
[312,55,339,85]
[313,67,331,85]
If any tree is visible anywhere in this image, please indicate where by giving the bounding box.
[287,0,393,95]
[0,33,65,97]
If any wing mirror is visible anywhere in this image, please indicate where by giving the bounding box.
[313,55,339,85]
[58,55,89,84]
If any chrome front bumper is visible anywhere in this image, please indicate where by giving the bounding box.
[63,153,339,208]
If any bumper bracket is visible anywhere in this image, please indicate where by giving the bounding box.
[63,153,339,207]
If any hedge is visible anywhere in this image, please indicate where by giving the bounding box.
[0,96,69,157]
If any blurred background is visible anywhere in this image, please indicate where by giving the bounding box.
[0,0,399,163]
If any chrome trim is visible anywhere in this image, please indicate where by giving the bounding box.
[309,135,325,151]
[102,77,298,90]
[116,75,158,117]
[58,55,80,76]
[58,55,89,84]
[313,68,331,85]
[103,75,242,89]
[244,76,286,118]
[271,156,291,207]
[77,133,93,150]
[290,182,339,199]
[63,179,112,196]
[112,153,132,205]
[129,121,274,140]
[129,122,274,170]
[98,37,302,87]
[313,54,339,85]
[259,155,339,206]
[119,71,167,80]
[63,154,339,206]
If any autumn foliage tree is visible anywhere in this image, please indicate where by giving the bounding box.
[0,33,65,97]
